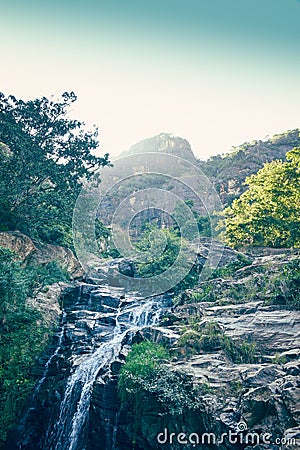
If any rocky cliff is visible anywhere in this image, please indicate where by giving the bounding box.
[98,130,300,235]
[119,133,197,162]
[9,247,300,450]
[124,249,300,449]
[199,129,300,204]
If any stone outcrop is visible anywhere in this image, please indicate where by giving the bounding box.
[113,250,300,449]
[0,141,12,157]
[7,250,300,450]
[120,133,197,162]
[26,283,67,328]
[0,231,84,279]
[33,241,84,279]
[0,231,37,261]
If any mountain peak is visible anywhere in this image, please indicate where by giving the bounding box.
[120,133,196,161]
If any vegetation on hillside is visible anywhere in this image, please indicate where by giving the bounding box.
[136,225,200,293]
[118,340,203,442]
[0,92,110,445]
[199,129,300,205]
[224,148,300,248]
[0,248,69,445]
[178,321,256,362]
[0,91,110,246]
[1,89,300,447]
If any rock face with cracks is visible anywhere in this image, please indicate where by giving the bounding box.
[5,248,300,450]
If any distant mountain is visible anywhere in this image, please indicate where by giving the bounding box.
[119,133,197,162]
[98,129,300,231]
[199,129,300,204]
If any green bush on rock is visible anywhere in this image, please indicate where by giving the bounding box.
[178,321,256,363]
[118,341,169,408]
[265,258,300,310]
[0,247,68,445]
[136,226,199,294]
[118,340,205,440]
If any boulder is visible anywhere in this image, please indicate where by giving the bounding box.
[33,241,84,279]
[117,258,137,277]
[0,231,84,279]
[0,230,36,260]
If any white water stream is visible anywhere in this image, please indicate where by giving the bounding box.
[44,286,162,450]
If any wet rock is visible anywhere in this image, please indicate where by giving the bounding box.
[117,259,137,277]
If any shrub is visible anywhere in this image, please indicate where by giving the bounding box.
[25,261,69,296]
[118,340,203,417]
[178,321,257,363]
[0,247,67,444]
[136,226,199,294]
[209,254,252,279]
[265,259,300,310]
[118,341,169,406]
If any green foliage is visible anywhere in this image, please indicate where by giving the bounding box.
[25,261,69,296]
[199,129,300,205]
[0,247,66,444]
[197,215,212,237]
[181,255,300,310]
[223,336,256,364]
[173,200,212,239]
[0,92,110,245]
[137,226,180,275]
[209,254,252,279]
[272,353,287,365]
[118,341,169,407]
[136,226,199,293]
[178,321,256,363]
[265,259,300,310]
[118,340,203,441]
[189,288,213,302]
[95,219,121,258]
[229,380,244,397]
[224,148,300,248]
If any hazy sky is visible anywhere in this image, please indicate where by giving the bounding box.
[0,0,299,159]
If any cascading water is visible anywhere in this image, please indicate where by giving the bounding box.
[33,312,67,399]
[17,281,168,450]
[47,332,126,450]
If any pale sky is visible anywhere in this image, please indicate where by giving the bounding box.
[0,0,299,159]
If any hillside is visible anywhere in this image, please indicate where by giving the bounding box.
[199,129,300,204]
[97,130,300,239]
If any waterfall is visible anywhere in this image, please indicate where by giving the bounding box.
[33,312,67,399]
[32,283,165,450]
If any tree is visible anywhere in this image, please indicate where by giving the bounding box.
[224,148,300,248]
[136,225,199,293]
[0,92,110,244]
[172,199,212,239]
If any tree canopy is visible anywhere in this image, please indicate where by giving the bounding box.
[0,92,110,245]
[224,148,300,248]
